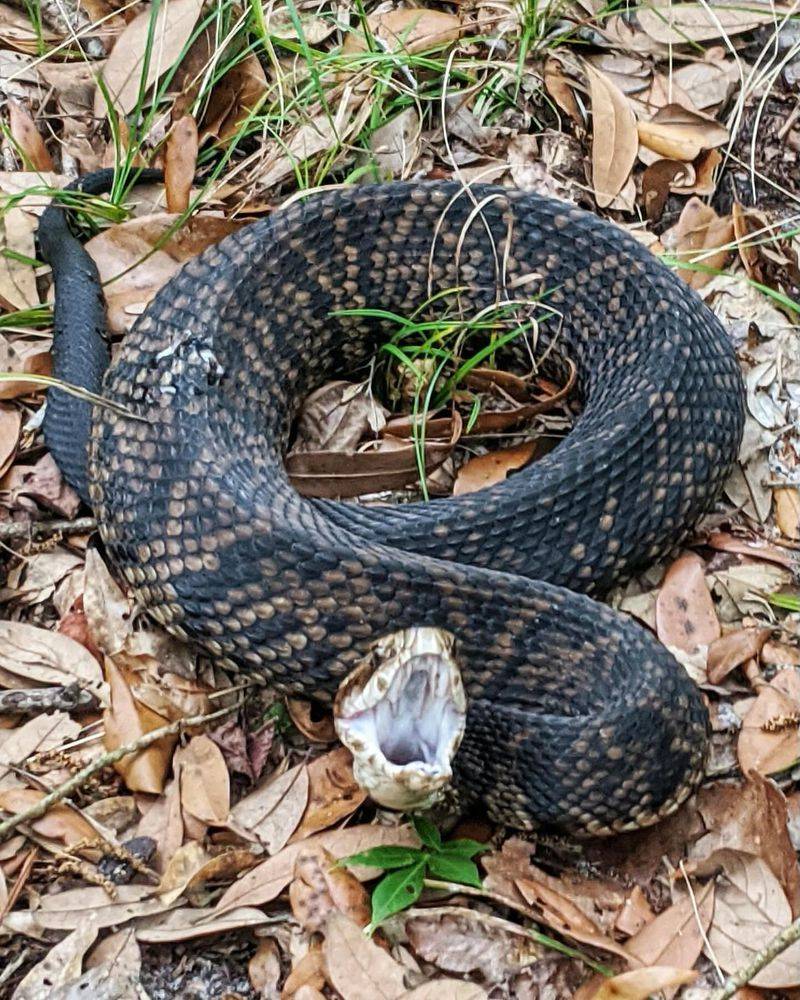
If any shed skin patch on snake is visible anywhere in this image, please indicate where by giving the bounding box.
[38,172,744,836]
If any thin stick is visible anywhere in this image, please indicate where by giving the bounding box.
[0,516,96,541]
[0,703,237,842]
[708,915,800,999]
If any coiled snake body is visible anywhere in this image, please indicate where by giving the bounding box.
[39,172,744,835]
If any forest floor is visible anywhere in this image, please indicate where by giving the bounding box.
[0,1,800,998]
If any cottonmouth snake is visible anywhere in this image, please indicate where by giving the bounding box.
[38,170,744,835]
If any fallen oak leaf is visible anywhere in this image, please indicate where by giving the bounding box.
[177,734,230,826]
[227,762,309,853]
[660,198,733,289]
[94,0,205,117]
[289,746,367,842]
[8,100,54,172]
[637,104,728,161]
[656,551,720,654]
[341,8,461,57]
[583,62,638,208]
[707,627,771,684]
[737,670,800,777]
[290,845,371,933]
[323,912,407,1000]
[453,441,538,496]
[625,881,714,973]
[706,851,800,988]
[584,966,697,999]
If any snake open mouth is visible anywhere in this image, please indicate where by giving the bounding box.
[334,628,467,812]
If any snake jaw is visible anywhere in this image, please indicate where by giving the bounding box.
[334,628,467,813]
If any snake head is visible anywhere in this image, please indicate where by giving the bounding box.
[334,627,466,813]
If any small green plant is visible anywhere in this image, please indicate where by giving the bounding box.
[333,290,556,499]
[339,814,488,933]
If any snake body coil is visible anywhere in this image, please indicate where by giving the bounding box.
[39,173,744,835]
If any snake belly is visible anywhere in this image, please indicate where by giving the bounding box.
[40,179,744,835]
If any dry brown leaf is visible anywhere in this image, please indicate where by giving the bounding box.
[323,912,407,1000]
[293,381,387,453]
[165,115,199,214]
[0,620,105,697]
[2,548,83,606]
[8,100,54,172]
[656,552,720,653]
[708,851,800,988]
[95,0,205,117]
[0,3,58,51]
[136,775,184,873]
[661,198,733,289]
[228,762,309,853]
[738,670,800,777]
[401,984,487,999]
[690,773,800,914]
[544,57,583,124]
[2,453,80,519]
[177,734,230,825]
[0,337,51,400]
[587,966,697,1000]
[248,937,281,996]
[614,886,654,936]
[0,404,22,478]
[638,1,788,43]
[0,206,38,310]
[625,881,714,971]
[103,658,176,794]
[11,919,99,999]
[671,59,740,111]
[637,104,728,161]
[707,627,770,684]
[775,487,800,539]
[85,213,240,333]
[288,414,460,499]
[514,874,632,961]
[342,8,461,57]
[3,884,170,935]
[583,62,638,208]
[290,845,371,933]
[290,746,367,842]
[284,946,327,996]
[83,548,134,656]
[201,52,268,142]
[705,531,797,571]
[641,160,690,221]
[405,906,542,981]
[0,787,96,846]
[135,903,269,942]
[0,712,80,790]
[286,698,337,743]
[215,823,418,913]
[453,441,537,497]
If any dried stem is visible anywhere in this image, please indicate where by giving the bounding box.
[0,703,238,843]
[0,516,96,541]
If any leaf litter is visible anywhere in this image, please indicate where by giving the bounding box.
[1,1,800,997]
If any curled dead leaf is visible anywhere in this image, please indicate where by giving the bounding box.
[738,669,800,777]
[637,104,728,162]
[342,8,461,57]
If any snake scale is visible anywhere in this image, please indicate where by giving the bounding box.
[38,170,744,835]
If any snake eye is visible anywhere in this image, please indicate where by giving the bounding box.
[334,627,466,813]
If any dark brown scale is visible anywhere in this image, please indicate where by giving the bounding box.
[39,177,744,835]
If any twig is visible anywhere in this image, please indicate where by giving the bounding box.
[0,516,96,541]
[708,915,800,999]
[0,683,97,715]
[0,703,237,843]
